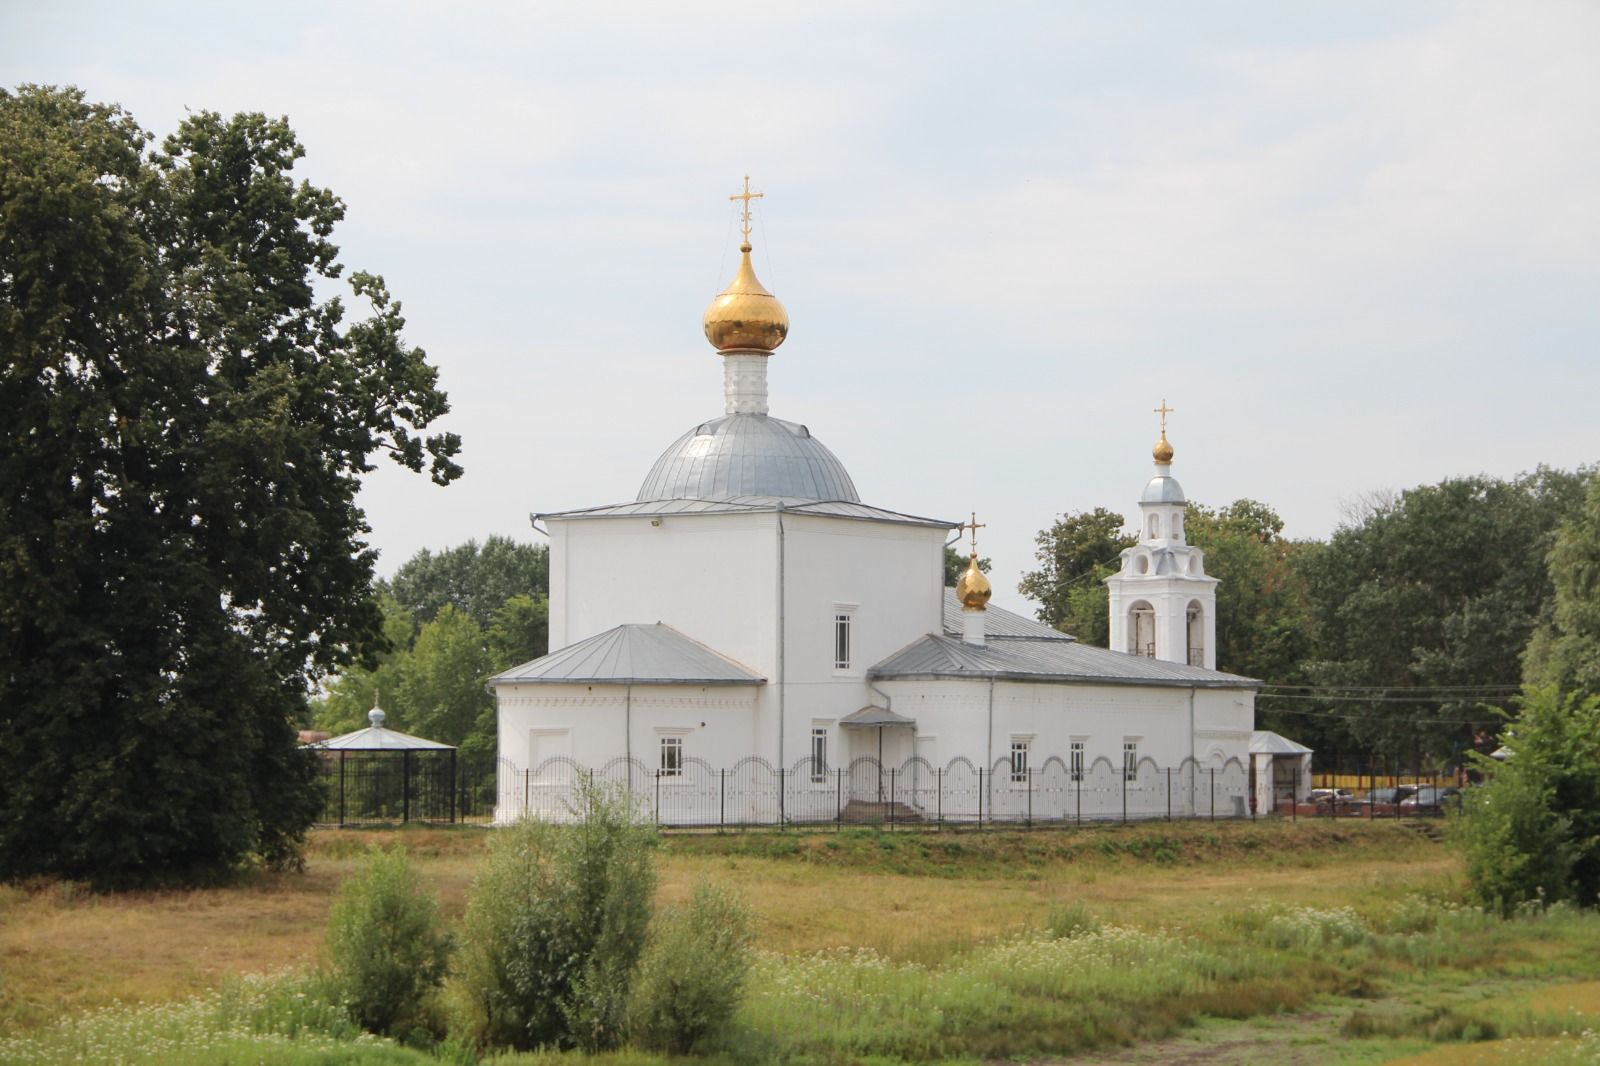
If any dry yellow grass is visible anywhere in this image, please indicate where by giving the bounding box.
[0,821,1455,1035]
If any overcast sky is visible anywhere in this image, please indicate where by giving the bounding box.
[6,2,1598,613]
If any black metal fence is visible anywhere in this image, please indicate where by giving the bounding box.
[492,754,1258,828]
[313,749,494,826]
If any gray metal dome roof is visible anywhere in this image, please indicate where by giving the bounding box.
[1141,473,1187,504]
[637,414,860,503]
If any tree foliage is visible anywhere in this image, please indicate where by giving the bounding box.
[326,846,451,1036]
[1524,470,1600,700]
[1017,508,1135,644]
[387,535,548,627]
[1183,500,1313,689]
[1456,686,1600,915]
[456,785,656,1052]
[0,86,460,883]
[941,546,991,588]
[1300,470,1586,763]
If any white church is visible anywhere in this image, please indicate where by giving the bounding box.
[490,187,1260,824]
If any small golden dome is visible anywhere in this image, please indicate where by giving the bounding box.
[956,552,992,610]
[1153,431,1174,464]
[703,243,789,352]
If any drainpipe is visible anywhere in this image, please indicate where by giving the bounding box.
[985,677,996,775]
[776,509,786,769]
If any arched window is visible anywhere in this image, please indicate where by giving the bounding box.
[1134,554,1150,575]
[1129,601,1156,658]
[1186,601,1205,667]
[1147,514,1159,539]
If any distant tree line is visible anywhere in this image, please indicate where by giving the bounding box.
[1020,466,1600,771]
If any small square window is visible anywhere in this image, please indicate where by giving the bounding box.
[660,736,683,777]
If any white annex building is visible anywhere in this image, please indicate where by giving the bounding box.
[491,186,1259,825]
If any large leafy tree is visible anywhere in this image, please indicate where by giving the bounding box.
[1299,470,1587,766]
[1524,470,1600,699]
[1018,508,1136,644]
[0,86,461,883]
[387,535,548,627]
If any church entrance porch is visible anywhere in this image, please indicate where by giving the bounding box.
[838,705,922,823]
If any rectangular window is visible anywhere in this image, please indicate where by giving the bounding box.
[1070,740,1085,782]
[1123,740,1139,782]
[659,736,683,777]
[833,611,853,670]
[811,727,828,782]
[1010,739,1030,784]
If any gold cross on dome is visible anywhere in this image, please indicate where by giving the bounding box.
[960,512,986,552]
[1154,399,1174,435]
[729,175,763,244]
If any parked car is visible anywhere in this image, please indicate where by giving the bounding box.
[1400,786,1462,814]
[1365,785,1418,815]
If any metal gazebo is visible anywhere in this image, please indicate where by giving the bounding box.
[305,704,458,825]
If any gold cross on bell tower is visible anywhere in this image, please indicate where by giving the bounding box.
[960,512,986,553]
[1154,399,1174,435]
[729,175,763,245]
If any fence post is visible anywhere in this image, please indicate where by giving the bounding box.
[937,766,943,826]
[449,749,457,825]
[1027,767,1033,827]
[836,767,842,826]
[1166,767,1172,821]
[654,769,661,827]
[978,767,984,826]
[1121,762,1127,824]
[779,767,786,828]
[402,751,411,824]
[889,768,896,830]
[1076,767,1081,825]
[1209,766,1215,821]
[720,768,726,830]
[338,753,347,828]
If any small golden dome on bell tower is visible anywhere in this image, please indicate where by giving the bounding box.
[703,177,789,352]
[1152,398,1175,464]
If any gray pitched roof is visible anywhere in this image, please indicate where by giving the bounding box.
[488,623,766,687]
[310,711,454,752]
[539,496,956,529]
[869,633,1259,689]
[941,589,1073,641]
[1249,730,1312,755]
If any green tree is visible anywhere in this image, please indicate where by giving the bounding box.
[1455,686,1600,914]
[942,546,991,588]
[0,87,461,884]
[1184,500,1314,685]
[488,593,550,670]
[1018,508,1135,644]
[387,536,549,627]
[457,785,656,1051]
[326,846,451,1036]
[402,605,493,749]
[1300,470,1587,766]
[312,594,419,737]
[1524,470,1600,699]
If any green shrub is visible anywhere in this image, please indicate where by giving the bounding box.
[455,782,656,1051]
[325,846,451,1036]
[1455,686,1600,914]
[1044,901,1099,939]
[628,882,754,1054]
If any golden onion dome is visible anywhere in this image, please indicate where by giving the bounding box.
[703,242,789,352]
[1152,431,1174,464]
[956,552,992,611]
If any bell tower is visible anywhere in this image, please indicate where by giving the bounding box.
[1105,401,1219,669]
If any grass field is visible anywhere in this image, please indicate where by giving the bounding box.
[3,820,1600,1064]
